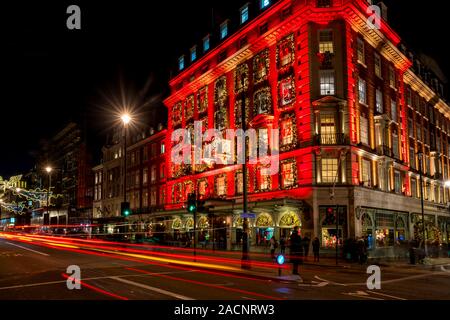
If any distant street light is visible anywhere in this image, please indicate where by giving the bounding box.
[45,166,53,226]
[121,113,132,126]
[120,113,132,236]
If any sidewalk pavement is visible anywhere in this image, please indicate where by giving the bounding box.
[187,250,450,283]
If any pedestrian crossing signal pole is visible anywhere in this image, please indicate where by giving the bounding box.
[187,193,197,261]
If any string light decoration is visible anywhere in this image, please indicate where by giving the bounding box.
[0,175,63,215]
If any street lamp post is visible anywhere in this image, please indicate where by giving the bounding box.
[45,166,52,227]
[417,152,427,257]
[121,114,131,237]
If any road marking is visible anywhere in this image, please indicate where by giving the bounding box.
[0,280,65,290]
[314,276,345,286]
[315,270,450,287]
[109,276,194,300]
[368,291,406,300]
[0,270,195,291]
[343,291,384,300]
[441,265,450,273]
[5,242,49,256]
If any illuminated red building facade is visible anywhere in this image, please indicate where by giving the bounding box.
[161,0,450,255]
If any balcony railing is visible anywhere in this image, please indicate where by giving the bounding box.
[314,133,347,146]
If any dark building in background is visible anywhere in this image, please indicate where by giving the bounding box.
[91,123,167,237]
[33,122,93,226]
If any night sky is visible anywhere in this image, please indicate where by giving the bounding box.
[2,0,448,178]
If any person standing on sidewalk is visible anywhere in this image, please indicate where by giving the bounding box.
[312,237,320,262]
[270,236,278,260]
[280,236,286,255]
[289,227,303,275]
[303,236,310,261]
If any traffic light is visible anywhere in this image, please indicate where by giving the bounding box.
[121,202,131,217]
[197,200,207,213]
[187,193,196,213]
[325,207,335,224]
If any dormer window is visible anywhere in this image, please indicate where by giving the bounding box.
[220,21,228,40]
[190,46,197,62]
[260,0,270,10]
[240,4,249,24]
[203,35,210,52]
[178,56,185,71]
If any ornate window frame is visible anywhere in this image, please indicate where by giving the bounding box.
[280,158,298,189]
[197,86,208,115]
[279,112,297,151]
[276,33,295,72]
[253,49,270,85]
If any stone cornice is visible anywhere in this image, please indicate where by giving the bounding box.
[404,69,450,119]
[343,4,411,72]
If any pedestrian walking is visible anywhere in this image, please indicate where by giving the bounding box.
[357,238,367,264]
[303,236,310,260]
[289,227,303,275]
[280,236,286,255]
[312,237,320,262]
[270,236,278,260]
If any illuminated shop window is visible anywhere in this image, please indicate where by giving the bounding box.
[357,38,365,65]
[376,89,383,113]
[406,88,412,106]
[143,192,148,207]
[185,95,194,121]
[260,0,270,10]
[320,113,336,144]
[143,168,148,184]
[360,115,369,145]
[172,102,182,127]
[280,117,294,146]
[220,21,228,40]
[411,178,417,197]
[258,167,271,190]
[391,99,397,122]
[198,179,208,198]
[253,87,272,115]
[394,171,402,194]
[361,159,371,187]
[319,70,335,95]
[151,165,157,183]
[410,147,416,169]
[319,30,333,54]
[216,175,227,196]
[375,213,394,247]
[203,35,210,52]
[178,56,185,71]
[190,46,197,62]
[277,34,295,68]
[240,4,249,24]
[321,158,338,183]
[392,134,399,159]
[281,161,296,188]
[358,78,367,104]
[374,53,382,78]
[389,66,396,88]
[278,76,295,107]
